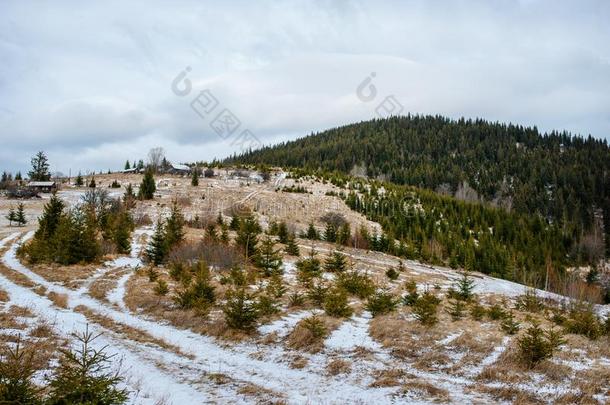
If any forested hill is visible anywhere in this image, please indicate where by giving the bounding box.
[227,115,610,257]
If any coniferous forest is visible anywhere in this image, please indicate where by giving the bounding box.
[228,115,610,285]
[227,115,610,265]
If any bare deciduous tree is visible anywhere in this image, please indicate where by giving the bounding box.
[148,147,165,172]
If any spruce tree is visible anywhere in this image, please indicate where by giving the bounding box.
[28,151,50,181]
[235,214,261,260]
[337,222,351,245]
[285,234,300,256]
[191,167,199,186]
[454,271,476,301]
[501,311,520,335]
[46,327,128,404]
[223,289,259,330]
[123,183,135,204]
[164,200,185,250]
[124,160,131,170]
[138,169,156,200]
[324,287,352,318]
[446,298,466,320]
[35,194,65,240]
[255,237,283,276]
[15,203,26,227]
[14,172,22,181]
[306,223,319,240]
[146,219,167,265]
[88,177,96,188]
[5,207,16,227]
[324,222,337,243]
[277,221,289,244]
[112,209,133,254]
[75,172,84,186]
[324,250,347,273]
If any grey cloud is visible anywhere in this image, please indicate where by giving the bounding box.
[0,0,608,174]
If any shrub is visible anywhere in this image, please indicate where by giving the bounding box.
[307,280,328,308]
[287,315,328,351]
[486,303,507,320]
[402,280,419,306]
[366,290,398,317]
[147,267,158,282]
[256,294,280,317]
[46,328,128,404]
[500,311,520,335]
[324,287,352,318]
[154,279,169,296]
[337,270,375,299]
[515,289,545,313]
[266,274,287,298]
[446,298,466,321]
[385,267,399,281]
[518,322,565,368]
[412,292,441,326]
[324,250,347,273]
[174,262,216,312]
[564,303,603,339]
[469,301,486,321]
[288,291,306,308]
[223,289,259,331]
[296,251,321,283]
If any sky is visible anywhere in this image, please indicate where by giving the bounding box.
[1,0,609,175]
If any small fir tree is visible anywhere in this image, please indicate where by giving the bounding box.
[5,207,16,227]
[446,298,466,321]
[75,172,84,186]
[284,234,300,256]
[223,289,259,331]
[501,311,520,335]
[324,250,347,273]
[146,219,167,265]
[46,327,128,404]
[191,167,199,186]
[255,237,283,277]
[324,287,352,318]
[15,203,27,226]
[138,169,156,200]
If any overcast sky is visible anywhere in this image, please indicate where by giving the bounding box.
[1,0,609,175]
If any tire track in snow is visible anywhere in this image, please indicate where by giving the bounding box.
[2,233,402,404]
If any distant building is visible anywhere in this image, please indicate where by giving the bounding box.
[122,168,141,174]
[27,181,57,193]
[168,163,191,175]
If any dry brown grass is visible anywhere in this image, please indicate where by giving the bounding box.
[47,291,69,309]
[28,262,100,289]
[88,269,126,301]
[400,380,450,402]
[370,368,406,387]
[0,288,8,302]
[478,385,541,403]
[289,355,308,369]
[286,315,340,353]
[326,358,351,375]
[8,305,34,318]
[237,382,284,403]
[0,262,37,289]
